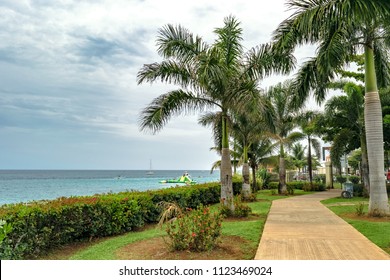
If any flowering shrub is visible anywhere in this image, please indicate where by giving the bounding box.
[165,205,223,252]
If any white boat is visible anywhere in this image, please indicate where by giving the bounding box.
[146,159,154,175]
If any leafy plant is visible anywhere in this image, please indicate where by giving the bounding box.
[349,176,360,184]
[355,202,365,216]
[336,176,347,184]
[219,195,252,218]
[164,205,223,252]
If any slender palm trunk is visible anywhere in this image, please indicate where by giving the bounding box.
[251,163,257,192]
[307,135,313,185]
[279,143,287,194]
[241,145,251,199]
[221,115,234,210]
[364,46,389,215]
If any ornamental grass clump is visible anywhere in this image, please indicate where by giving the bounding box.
[162,204,223,252]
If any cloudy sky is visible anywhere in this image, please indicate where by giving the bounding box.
[0,0,319,170]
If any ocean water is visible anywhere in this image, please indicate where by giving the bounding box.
[0,170,220,206]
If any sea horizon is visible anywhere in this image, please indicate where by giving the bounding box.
[0,169,220,206]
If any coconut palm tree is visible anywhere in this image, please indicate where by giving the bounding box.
[265,81,305,194]
[272,0,390,215]
[137,16,294,210]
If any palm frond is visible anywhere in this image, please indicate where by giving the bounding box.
[198,111,223,149]
[139,89,216,133]
[157,24,207,60]
[214,15,243,68]
[137,60,192,88]
[245,43,296,80]
[373,40,390,88]
[311,138,322,159]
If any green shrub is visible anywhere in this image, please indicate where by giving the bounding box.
[165,205,223,252]
[336,175,347,184]
[349,176,360,184]
[219,195,252,218]
[314,174,326,183]
[257,169,271,189]
[268,182,278,190]
[355,202,365,216]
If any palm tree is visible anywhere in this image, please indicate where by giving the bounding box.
[265,81,305,194]
[230,98,271,198]
[248,138,275,190]
[326,81,370,191]
[297,111,322,185]
[272,0,390,215]
[290,143,306,174]
[137,16,294,210]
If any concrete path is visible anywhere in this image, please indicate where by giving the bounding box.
[254,189,390,260]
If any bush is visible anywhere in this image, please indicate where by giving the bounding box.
[336,176,347,184]
[0,182,222,259]
[219,195,252,218]
[165,205,223,252]
[349,176,360,184]
[314,174,326,183]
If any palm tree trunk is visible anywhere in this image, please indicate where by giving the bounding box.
[241,144,251,199]
[307,135,313,185]
[221,115,234,211]
[279,143,287,194]
[364,46,389,215]
[360,132,370,194]
[251,163,257,192]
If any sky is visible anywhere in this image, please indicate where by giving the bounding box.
[0,0,320,170]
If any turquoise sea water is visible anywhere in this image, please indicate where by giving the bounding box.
[0,170,220,205]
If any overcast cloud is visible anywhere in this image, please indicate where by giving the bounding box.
[0,0,318,170]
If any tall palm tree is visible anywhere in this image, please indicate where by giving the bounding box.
[137,16,294,210]
[297,111,322,185]
[266,81,305,194]
[326,81,370,191]
[272,0,390,215]
[230,98,271,198]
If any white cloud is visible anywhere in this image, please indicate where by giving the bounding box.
[0,0,322,169]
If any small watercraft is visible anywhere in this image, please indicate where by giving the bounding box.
[159,172,197,185]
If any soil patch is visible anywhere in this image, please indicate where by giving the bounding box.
[115,235,251,260]
[341,213,390,222]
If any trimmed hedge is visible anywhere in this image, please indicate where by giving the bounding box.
[0,182,221,259]
[268,181,326,192]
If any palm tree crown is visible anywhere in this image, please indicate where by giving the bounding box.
[137,16,294,210]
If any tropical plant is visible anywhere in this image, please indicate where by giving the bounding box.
[326,81,370,191]
[272,0,390,215]
[248,138,275,191]
[137,16,294,210]
[230,100,272,198]
[265,81,305,194]
[297,111,322,185]
[290,143,306,173]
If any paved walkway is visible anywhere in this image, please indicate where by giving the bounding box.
[254,189,390,260]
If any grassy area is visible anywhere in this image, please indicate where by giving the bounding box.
[42,190,307,260]
[322,196,390,254]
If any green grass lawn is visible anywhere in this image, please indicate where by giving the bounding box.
[322,196,390,254]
